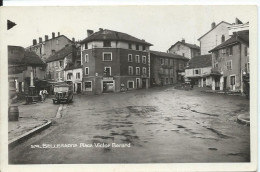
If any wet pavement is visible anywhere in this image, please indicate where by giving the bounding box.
[9,86,250,164]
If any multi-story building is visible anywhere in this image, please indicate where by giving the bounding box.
[80,29,152,94]
[45,44,80,93]
[8,45,46,95]
[185,54,213,87]
[150,51,189,86]
[64,58,83,94]
[209,30,249,91]
[26,32,74,62]
[198,21,232,55]
[167,39,200,59]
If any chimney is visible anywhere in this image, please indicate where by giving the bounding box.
[72,37,75,42]
[99,28,103,31]
[52,32,55,38]
[45,35,48,41]
[211,22,216,29]
[58,32,60,36]
[39,37,42,43]
[87,30,94,37]
[181,38,185,43]
[33,39,37,45]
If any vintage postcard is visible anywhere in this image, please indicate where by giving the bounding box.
[0,5,258,172]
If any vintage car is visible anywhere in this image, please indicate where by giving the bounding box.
[52,82,73,104]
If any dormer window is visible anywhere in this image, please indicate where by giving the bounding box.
[103,41,111,47]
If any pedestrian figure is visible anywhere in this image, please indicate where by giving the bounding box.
[39,90,44,102]
[43,89,48,101]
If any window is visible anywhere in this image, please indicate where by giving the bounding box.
[221,35,225,43]
[230,75,235,85]
[226,47,233,56]
[160,58,164,65]
[85,67,89,75]
[136,67,140,75]
[221,48,226,55]
[142,56,146,64]
[136,44,139,50]
[67,73,72,80]
[103,41,111,47]
[59,61,63,68]
[135,55,140,63]
[142,67,147,75]
[128,81,134,89]
[128,66,133,75]
[165,59,168,66]
[142,45,146,51]
[85,81,92,91]
[103,52,112,61]
[85,43,88,49]
[128,54,133,62]
[76,72,80,79]
[214,62,218,68]
[182,53,185,57]
[104,67,111,76]
[56,40,59,45]
[169,59,173,66]
[247,62,250,73]
[166,78,169,84]
[226,60,232,70]
[128,43,132,49]
[194,69,199,75]
[85,54,89,62]
[165,69,169,75]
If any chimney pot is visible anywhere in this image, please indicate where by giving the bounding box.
[45,35,48,41]
[72,37,75,42]
[181,38,185,43]
[52,32,55,38]
[58,32,60,36]
[33,39,37,45]
[87,30,94,37]
[211,22,216,29]
[39,37,42,43]
[99,28,103,31]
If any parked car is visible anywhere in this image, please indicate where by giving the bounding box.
[52,82,73,104]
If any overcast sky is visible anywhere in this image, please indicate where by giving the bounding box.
[3,6,254,52]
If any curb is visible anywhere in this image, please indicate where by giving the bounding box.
[237,115,250,126]
[8,120,52,149]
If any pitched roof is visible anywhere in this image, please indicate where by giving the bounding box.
[186,54,212,69]
[80,29,152,46]
[46,45,76,63]
[8,45,44,66]
[198,21,231,41]
[24,51,45,65]
[150,50,189,61]
[26,35,73,49]
[64,57,82,70]
[168,41,200,51]
[209,30,249,52]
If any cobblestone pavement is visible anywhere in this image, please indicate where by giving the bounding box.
[9,86,250,164]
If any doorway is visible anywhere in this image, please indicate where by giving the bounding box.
[142,78,146,88]
[136,78,140,89]
[223,77,227,90]
[77,83,81,93]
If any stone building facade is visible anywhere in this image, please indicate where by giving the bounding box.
[80,29,152,94]
[150,51,189,86]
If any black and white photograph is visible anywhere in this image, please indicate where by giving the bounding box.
[0,5,258,172]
